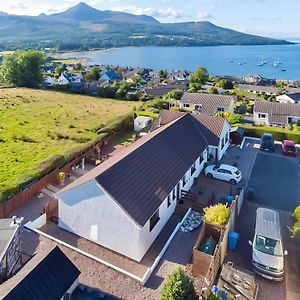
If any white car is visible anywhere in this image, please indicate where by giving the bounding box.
[204,164,242,185]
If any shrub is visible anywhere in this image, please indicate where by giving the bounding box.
[58,172,65,180]
[240,124,300,144]
[290,206,300,237]
[160,268,198,300]
[290,221,300,237]
[293,206,300,220]
[203,204,230,226]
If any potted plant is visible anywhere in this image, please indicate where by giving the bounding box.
[58,172,66,186]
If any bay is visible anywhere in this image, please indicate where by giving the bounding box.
[62,45,300,80]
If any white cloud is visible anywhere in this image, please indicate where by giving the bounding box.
[197,11,213,20]
[113,5,184,20]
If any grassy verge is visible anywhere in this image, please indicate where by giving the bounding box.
[112,131,135,146]
[136,110,159,118]
[0,88,138,200]
[230,89,265,100]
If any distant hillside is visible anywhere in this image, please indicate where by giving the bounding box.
[0,2,292,51]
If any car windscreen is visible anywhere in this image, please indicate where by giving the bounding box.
[262,136,273,144]
[234,170,240,175]
[285,145,296,152]
[254,234,282,256]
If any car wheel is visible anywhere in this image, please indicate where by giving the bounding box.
[207,173,213,178]
[230,179,237,185]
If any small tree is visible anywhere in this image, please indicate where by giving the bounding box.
[189,67,209,85]
[166,89,183,100]
[160,268,198,300]
[210,87,219,94]
[215,79,233,90]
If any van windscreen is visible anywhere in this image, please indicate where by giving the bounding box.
[254,235,282,256]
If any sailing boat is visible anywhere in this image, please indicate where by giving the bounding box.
[257,58,264,66]
[273,57,281,67]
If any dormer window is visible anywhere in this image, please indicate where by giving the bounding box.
[216,106,225,113]
[183,103,190,108]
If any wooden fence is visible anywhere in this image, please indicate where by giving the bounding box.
[0,159,80,219]
[192,197,242,298]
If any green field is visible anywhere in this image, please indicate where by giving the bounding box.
[0,88,137,199]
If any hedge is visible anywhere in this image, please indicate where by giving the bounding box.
[237,124,300,144]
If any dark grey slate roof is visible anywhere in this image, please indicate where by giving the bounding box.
[0,246,80,300]
[286,92,300,102]
[57,112,227,228]
[151,110,226,146]
[95,114,209,227]
[144,83,187,97]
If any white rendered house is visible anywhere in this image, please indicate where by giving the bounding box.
[56,112,231,262]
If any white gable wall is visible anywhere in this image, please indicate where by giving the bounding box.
[276,94,295,104]
[253,111,269,125]
[58,180,141,261]
[218,121,231,160]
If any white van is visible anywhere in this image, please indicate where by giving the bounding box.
[249,207,287,281]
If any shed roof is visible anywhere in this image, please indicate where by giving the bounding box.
[0,218,23,262]
[0,246,80,300]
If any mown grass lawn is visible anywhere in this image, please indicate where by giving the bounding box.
[0,88,137,198]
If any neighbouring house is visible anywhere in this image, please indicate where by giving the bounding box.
[253,101,300,126]
[134,116,153,133]
[243,74,275,86]
[44,76,55,87]
[144,83,188,97]
[237,84,280,96]
[57,73,71,85]
[99,70,123,82]
[0,246,80,300]
[179,93,237,115]
[169,70,189,81]
[56,112,231,262]
[276,92,300,104]
[0,217,23,283]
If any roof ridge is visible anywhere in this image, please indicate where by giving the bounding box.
[56,114,186,196]
[189,114,209,145]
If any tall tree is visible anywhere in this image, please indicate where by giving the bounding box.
[0,50,45,88]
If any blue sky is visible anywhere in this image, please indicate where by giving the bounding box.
[1,0,299,40]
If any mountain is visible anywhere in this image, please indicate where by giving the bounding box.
[0,2,292,51]
[49,2,159,24]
